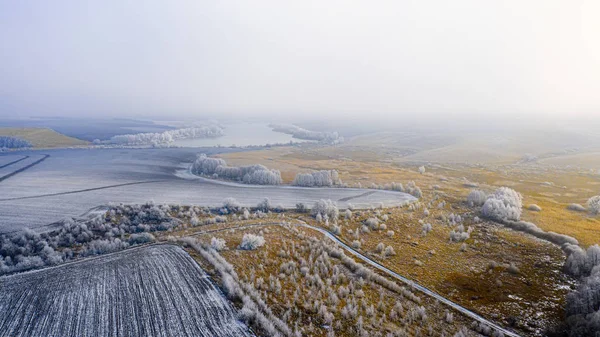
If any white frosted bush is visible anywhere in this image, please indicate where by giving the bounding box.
[422,223,432,235]
[588,196,600,215]
[467,190,487,207]
[257,198,271,212]
[365,218,379,230]
[239,234,266,250]
[293,170,341,187]
[211,237,227,251]
[528,204,542,212]
[311,199,339,223]
[481,187,522,221]
[568,203,587,212]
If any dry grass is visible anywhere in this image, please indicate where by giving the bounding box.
[298,202,571,337]
[220,146,600,247]
[0,127,88,148]
[184,222,477,336]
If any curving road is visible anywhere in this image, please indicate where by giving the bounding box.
[190,221,521,337]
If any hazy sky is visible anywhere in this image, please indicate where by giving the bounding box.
[0,0,599,122]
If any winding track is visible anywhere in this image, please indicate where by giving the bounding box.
[191,221,521,337]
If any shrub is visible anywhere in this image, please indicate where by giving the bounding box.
[467,190,487,207]
[588,196,600,215]
[567,203,587,212]
[295,203,307,213]
[528,204,542,212]
[418,166,426,174]
[211,237,227,251]
[223,198,242,212]
[422,223,432,235]
[351,240,361,249]
[312,199,339,223]
[481,187,522,221]
[384,246,396,257]
[128,233,155,245]
[257,198,271,212]
[365,218,379,230]
[239,234,265,250]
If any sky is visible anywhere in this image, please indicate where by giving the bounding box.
[0,0,599,123]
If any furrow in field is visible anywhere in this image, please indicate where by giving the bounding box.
[0,245,253,337]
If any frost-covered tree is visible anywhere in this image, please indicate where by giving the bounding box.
[107,125,224,146]
[0,136,31,149]
[223,198,242,212]
[269,123,344,144]
[292,170,342,187]
[295,203,308,213]
[588,196,600,215]
[312,199,339,223]
[257,198,271,212]
[418,166,426,174]
[192,154,282,185]
[239,234,266,250]
[481,187,523,221]
[466,190,487,207]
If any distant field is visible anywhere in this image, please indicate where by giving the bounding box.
[0,128,88,148]
[0,244,252,337]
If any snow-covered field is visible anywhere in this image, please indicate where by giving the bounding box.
[0,148,415,233]
[0,244,253,337]
[0,154,46,179]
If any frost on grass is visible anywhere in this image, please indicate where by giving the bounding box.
[239,234,266,250]
[192,154,282,185]
[481,187,523,221]
[0,245,252,336]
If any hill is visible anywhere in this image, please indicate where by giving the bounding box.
[0,127,88,148]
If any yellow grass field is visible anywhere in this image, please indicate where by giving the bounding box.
[0,127,88,148]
